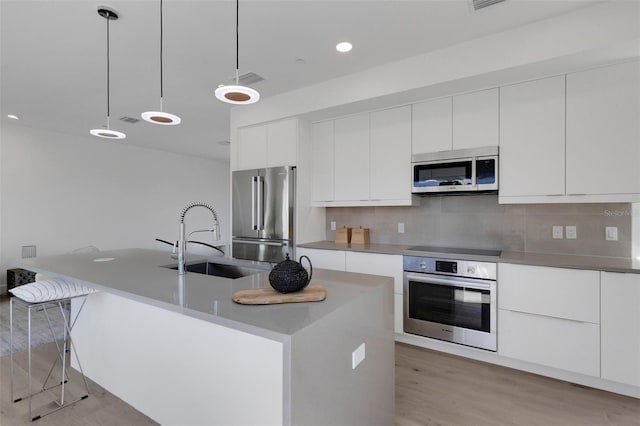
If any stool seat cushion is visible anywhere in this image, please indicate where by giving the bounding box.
[9,278,98,303]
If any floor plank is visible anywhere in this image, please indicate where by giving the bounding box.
[1,341,638,425]
[395,343,640,426]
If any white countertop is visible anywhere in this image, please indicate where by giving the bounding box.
[15,248,394,340]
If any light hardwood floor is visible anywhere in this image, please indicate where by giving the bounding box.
[1,342,638,425]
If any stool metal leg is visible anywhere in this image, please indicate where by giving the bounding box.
[10,296,91,421]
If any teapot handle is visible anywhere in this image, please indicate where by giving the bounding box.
[299,255,313,288]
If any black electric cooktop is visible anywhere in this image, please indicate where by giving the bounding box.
[404,245,502,258]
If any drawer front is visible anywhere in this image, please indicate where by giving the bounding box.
[498,309,600,377]
[296,248,346,271]
[499,263,600,323]
[345,252,403,294]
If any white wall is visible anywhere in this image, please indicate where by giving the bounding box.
[0,123,230,293]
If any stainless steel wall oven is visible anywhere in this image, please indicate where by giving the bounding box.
[403,254,497,351]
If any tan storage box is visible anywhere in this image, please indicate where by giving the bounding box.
[351,227,370,245]
[335,227,352,244]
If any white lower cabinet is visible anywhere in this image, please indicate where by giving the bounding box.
[295,248,345,271]
[498,309,600,376]
[345,252,403,334]
[296,248,403,333]
[498,263,600,377]
[601,272,640,387]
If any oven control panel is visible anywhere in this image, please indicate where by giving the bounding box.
[404,256,496,280]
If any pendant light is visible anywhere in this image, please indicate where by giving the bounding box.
[141,0,181,125]
[90,7,126,140]
[215,0,260,105]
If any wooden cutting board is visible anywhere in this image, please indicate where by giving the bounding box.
[232,284,326,305]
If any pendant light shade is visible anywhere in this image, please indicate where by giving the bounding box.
[215,0,260,105]
[142,0,181,125]
[90,7,126,140]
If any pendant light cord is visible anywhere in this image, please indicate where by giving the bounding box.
[160,0,164,105]
[235,0,239,84]
[106,12,111,128]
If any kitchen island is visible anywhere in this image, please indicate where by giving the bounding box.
[15,249,395,426]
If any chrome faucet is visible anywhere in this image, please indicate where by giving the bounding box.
[178,202,221,275]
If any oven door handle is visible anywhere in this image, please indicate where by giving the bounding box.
[404,272,493,291]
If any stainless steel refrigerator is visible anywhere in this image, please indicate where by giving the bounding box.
[232,166,295,263]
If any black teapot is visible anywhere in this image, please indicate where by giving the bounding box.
[269,254,313,293]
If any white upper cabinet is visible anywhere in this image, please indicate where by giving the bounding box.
[412,97,452,155]
[311,121,334,203]
[370,106,412,201]
[499,76,566,198]
[334,113,370,201]
[411,89,498,155]
[452,88,499,150]
[311,106,416,207]
[266,118,298,168]
[236,125,267,171]
[234,118,297,171]
[601,272,640,387]
[566,61,640,196]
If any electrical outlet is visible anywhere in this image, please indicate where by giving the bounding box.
[552,226,563,239]
[398,223,405,233]
[605,226,618,241]
[330,221,336,231]
[565,226,577,240]
[352,343,365,369]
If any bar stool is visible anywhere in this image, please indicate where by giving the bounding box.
[9,278,98,421]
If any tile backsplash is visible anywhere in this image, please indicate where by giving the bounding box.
[325,195,632,258]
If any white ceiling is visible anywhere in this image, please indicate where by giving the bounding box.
[1,0,601,161]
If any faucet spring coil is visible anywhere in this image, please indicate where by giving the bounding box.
[179,201,219,223]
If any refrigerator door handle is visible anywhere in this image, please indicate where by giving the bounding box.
[257,176,264,231]
[251,176,258,230]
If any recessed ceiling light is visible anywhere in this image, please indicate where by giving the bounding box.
[336,42,352,53]
[295,58,306,65]
[7,114,19,120]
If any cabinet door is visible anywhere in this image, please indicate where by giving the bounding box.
[266,118,297,168]
[334,114,370,201]
[370,106,411,201]
[452,88,499,150]
[566,61,640,195]
[411,97,452,154]
[311,121,335,202]
[499,309,600,377]
[346,251,403,334]
[601,272,640,387]
[296,248,345,271]
[236,125,267,171]
[499,76,566,197]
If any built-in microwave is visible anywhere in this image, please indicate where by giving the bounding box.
[411,146,498,194]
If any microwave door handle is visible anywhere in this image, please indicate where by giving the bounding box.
[471,157,478,189]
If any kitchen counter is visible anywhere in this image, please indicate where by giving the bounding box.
[298,241,640,273]
[15,248,393,338]
[14,248,395,425]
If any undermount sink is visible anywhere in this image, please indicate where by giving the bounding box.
[165,260,270,279]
